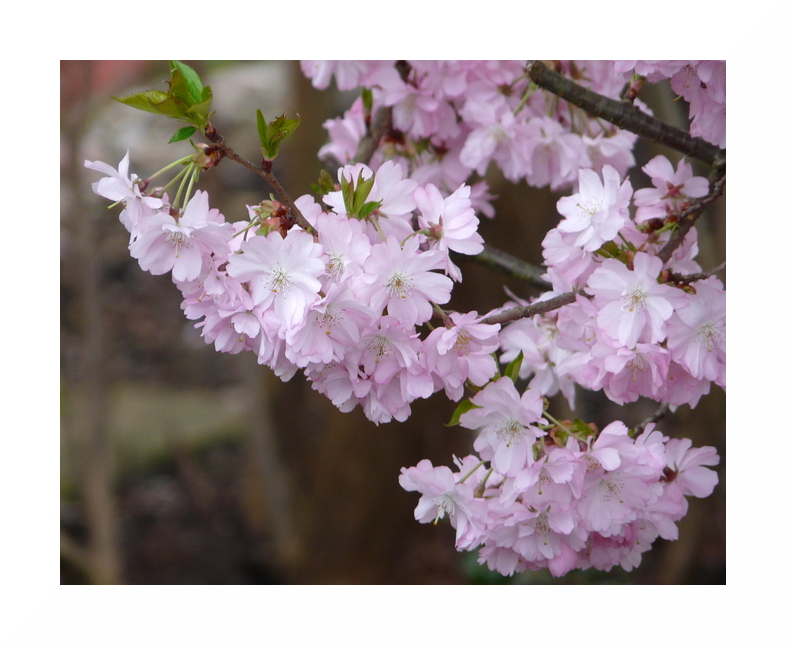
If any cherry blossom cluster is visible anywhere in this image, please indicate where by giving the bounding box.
[301,60,640,213]
[613,61,726,148]
[398,156,724,576]
[400,395,720,576]
[502,158,725,410]
[86,153,502,424]
[86,59,724,577]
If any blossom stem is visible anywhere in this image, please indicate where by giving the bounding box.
[543,410,572,434]
[172,163,196,211]
[146,154,196,184]
[160,163,192,198]
[182,165,201,210]
[457,459,488,484]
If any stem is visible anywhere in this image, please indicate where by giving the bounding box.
[631,402,671,437]
[483,290,582,326]
[457,459,488,484]
[182,165,200,209]
[172,163,196,211]
[461,245,552,291]
[160,163,192,197]
[525,60,725,166]
[543,410,571,434]
[146,154,195,183]
[656,173,726,265]
[205,126,316,235]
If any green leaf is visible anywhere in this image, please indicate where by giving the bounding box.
[361,87,374,118]
[167,67,194,106]
[340,174,354,214]
[256,111,300,160]
[571,418,597,439]
[446,399,480,427]
[313,169,335,195]
[353,173,376,210]
[169,126,197,143]
[169,60,204,104]
[357,200,382,219]
[112,90,171,114]
[503,351,524,381]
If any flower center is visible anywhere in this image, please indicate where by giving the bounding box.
[497,418,526,447]
[697,323,721,351]
[387,272,412,299]
[267,265,291,294]
[165,230,192,257]
[625,286,647,312]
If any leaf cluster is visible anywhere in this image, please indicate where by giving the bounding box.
[340,172,381,219]
[112,61,213,141]
[256,110,300,160]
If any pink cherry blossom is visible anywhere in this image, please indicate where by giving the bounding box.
[586,253,688,349]
[556,165,632,251]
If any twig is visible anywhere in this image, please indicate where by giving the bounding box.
[353,106,393,167]
[670,261,726,285]
[656,174,726,265]
[462,245,552,291]
[204,125,316,234]
[525,61,725,166]
[631,402,671,437]
[483,290,582,326]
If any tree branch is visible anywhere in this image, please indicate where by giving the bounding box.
[204,125,316,234]
[670,261,726,285]
[631,402,671,437]
[353,106,393,167]
[461,246,552,291]
[525,61,725,166]
[483,290,581,326]
[656,173,726,265]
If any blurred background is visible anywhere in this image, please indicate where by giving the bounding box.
[60,60,725,584]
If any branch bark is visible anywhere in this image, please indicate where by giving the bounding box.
[461,246,552,291]
[205,126,316,234]
[525,61,725,166]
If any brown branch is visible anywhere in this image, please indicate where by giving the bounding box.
[631,402,671,437]
[656,173,726,265]
[204,125,316,235]
[525,61,725,166]
[353,106,393,167]
[483,290,582,326]
[461,245,552,291]
[670,261,726,285]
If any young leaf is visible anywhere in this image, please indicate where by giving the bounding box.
[169,126,197,143]
[357,200,382,219]
[446,399,480,427]
[503,350,524,381]
[112,90,171,115]
[169,60,204,104]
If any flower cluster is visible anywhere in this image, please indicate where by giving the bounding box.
[613,61,726,148]
[503,160,725,409]
[86,154,498,424]
[302,60,640,212]
[400,402,719,577]
[87,59,724,578]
